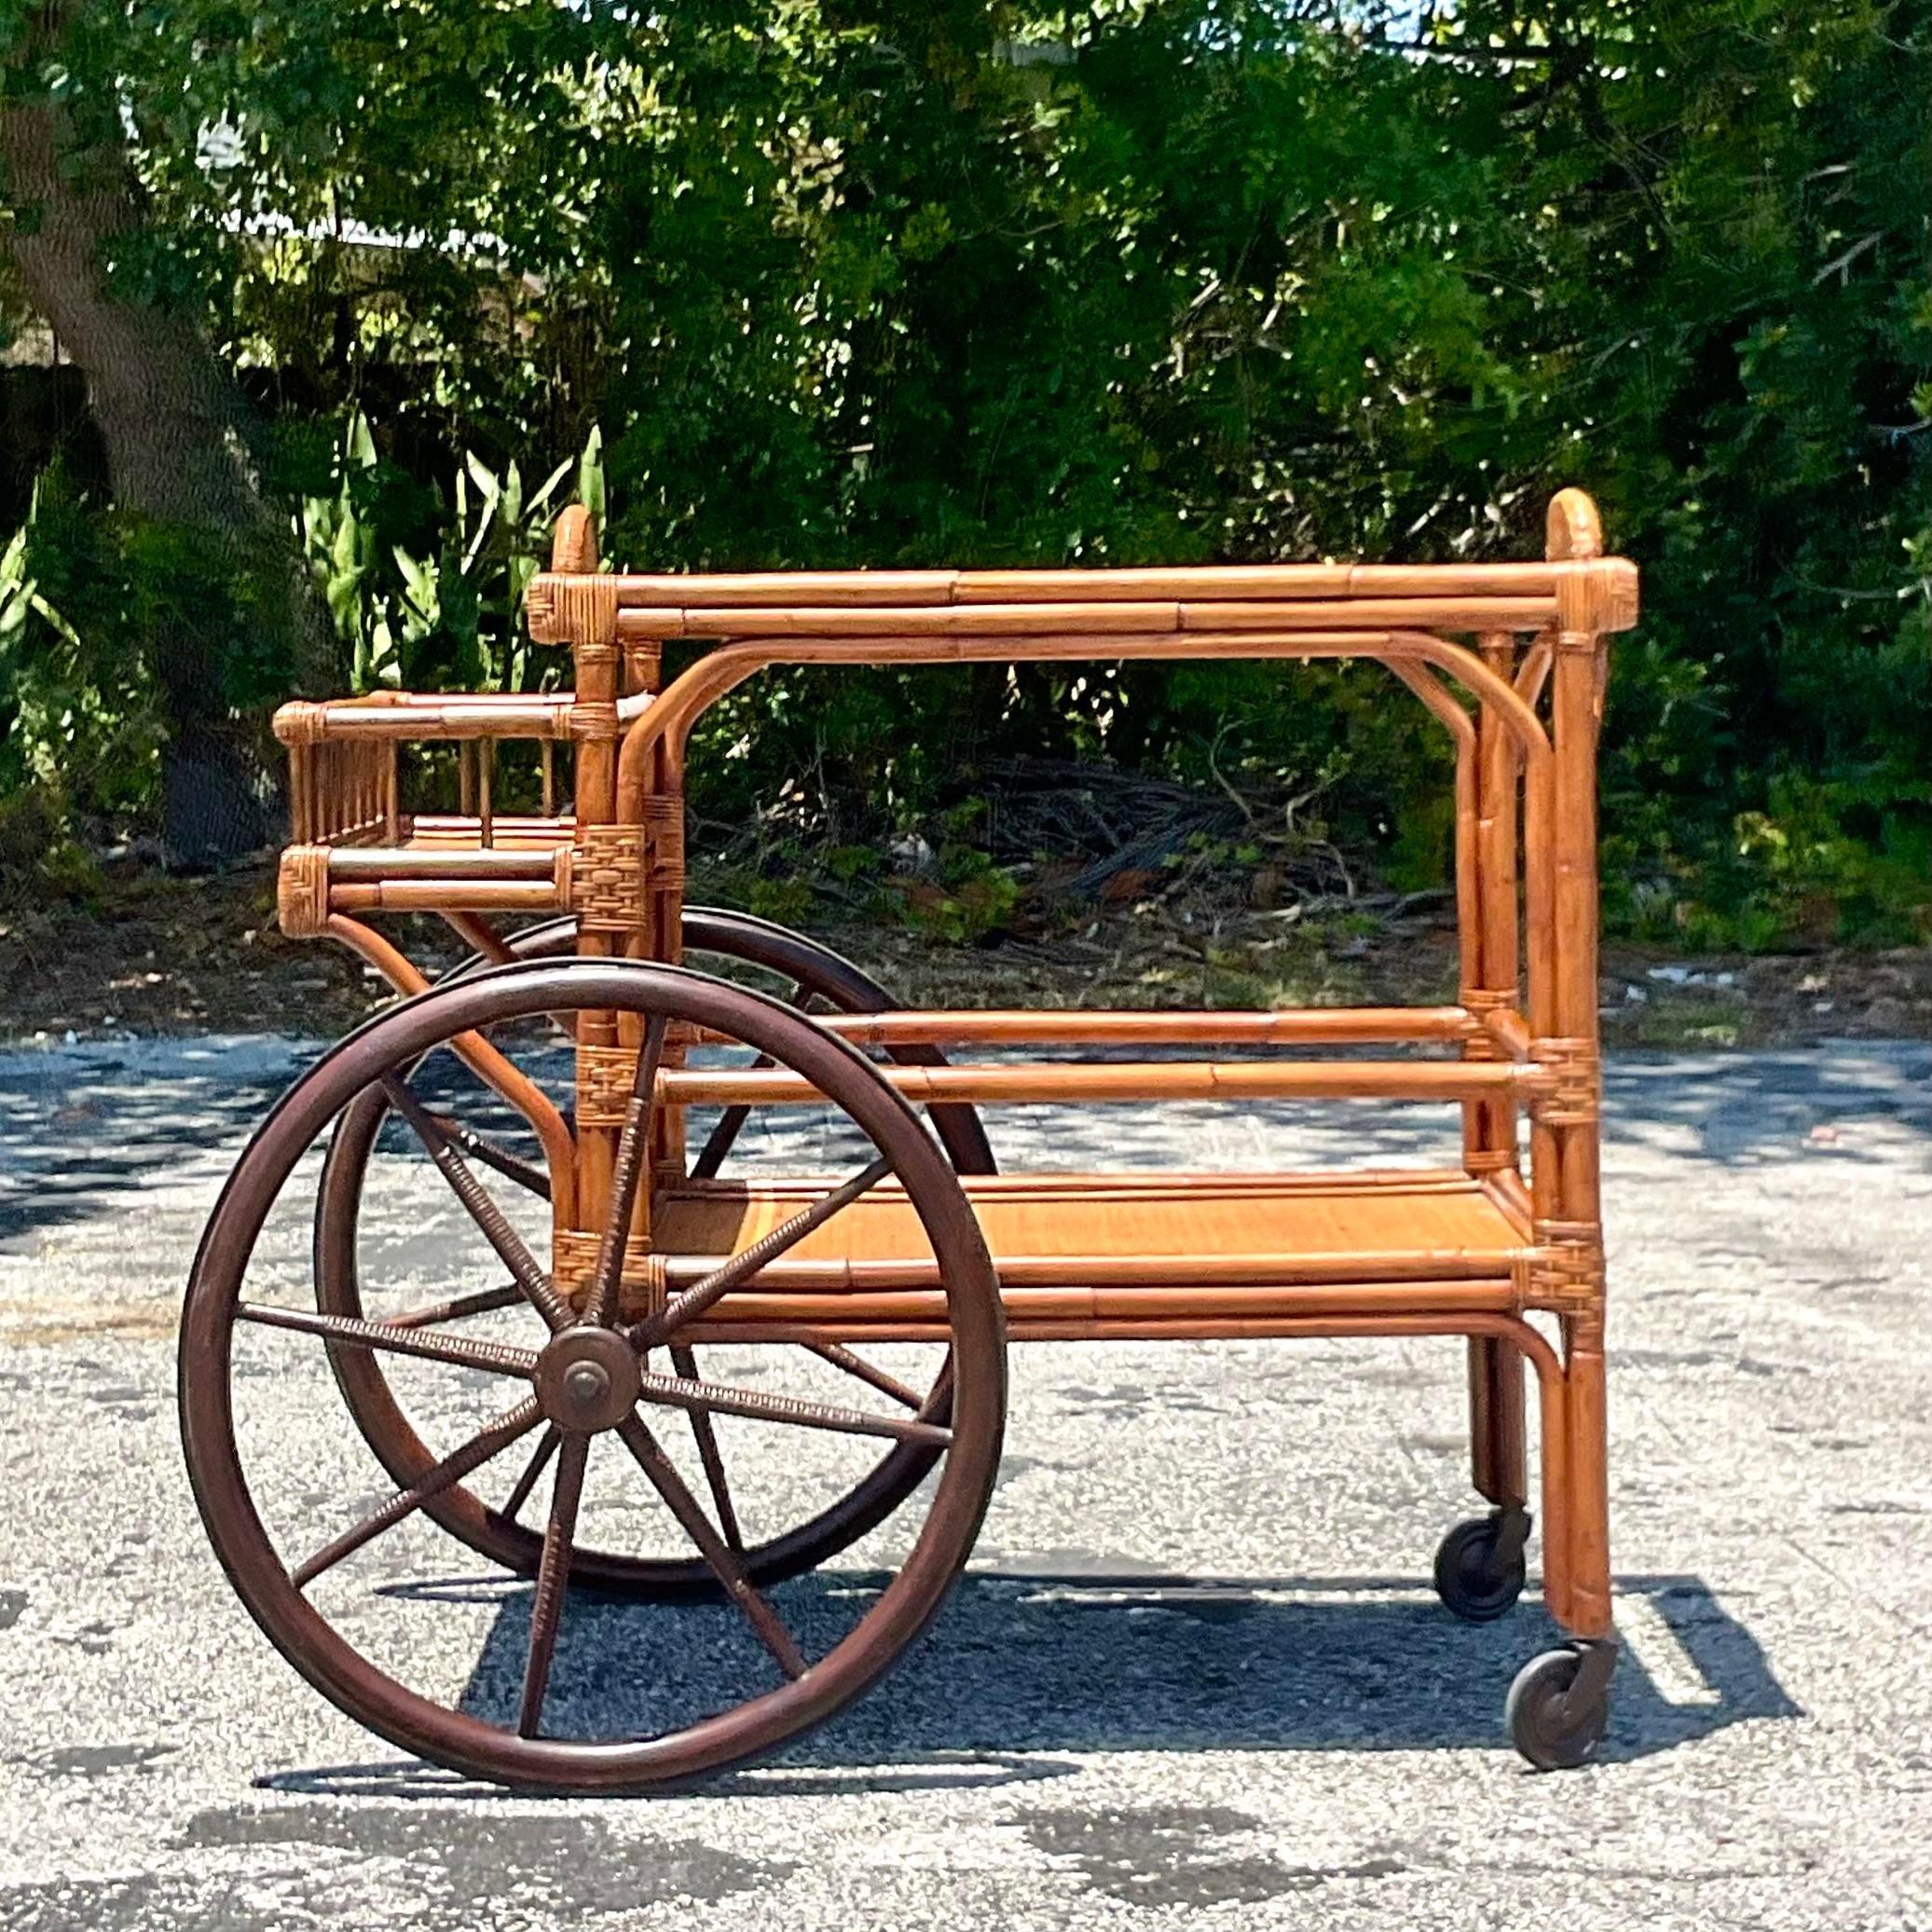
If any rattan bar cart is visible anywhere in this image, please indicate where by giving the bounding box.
[180,487,1637,1789]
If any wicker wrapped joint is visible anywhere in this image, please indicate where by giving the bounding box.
[182,487,1636,1790]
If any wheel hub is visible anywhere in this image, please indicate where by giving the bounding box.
[534,1325,640,1433]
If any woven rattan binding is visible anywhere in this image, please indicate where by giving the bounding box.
[1533,1037,1599,1127]
[277,847,331,938]
[1515,1225,1605,1315]
[574,1042,643,1125]
[551,1231,666,1315]
[560,825,649,933]
[639,794,686,892]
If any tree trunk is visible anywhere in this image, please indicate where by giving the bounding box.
[1,21,328,866]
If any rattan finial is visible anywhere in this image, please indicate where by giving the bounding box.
[551,503,599,574]
[1545,488,1603,561]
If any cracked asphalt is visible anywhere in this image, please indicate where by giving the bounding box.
[1,1031,1928,1930]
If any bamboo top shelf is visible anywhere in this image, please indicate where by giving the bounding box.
[525,563,1639,647]
[540,557,1638,614]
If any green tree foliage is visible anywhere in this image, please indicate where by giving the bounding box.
[2,1,1926,939]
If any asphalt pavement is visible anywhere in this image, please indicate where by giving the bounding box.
[0,1032,1928,1930]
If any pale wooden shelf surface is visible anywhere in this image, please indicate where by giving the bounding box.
[652,1168,1526,1292]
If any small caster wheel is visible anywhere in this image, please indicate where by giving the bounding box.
[1505,1646,1611,1771]
[1432,1510,1528,1623]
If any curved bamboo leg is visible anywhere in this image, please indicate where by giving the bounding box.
[322,911,578,1228]
[1534,1339,1573,1629]
[1468,1337,1528,1512]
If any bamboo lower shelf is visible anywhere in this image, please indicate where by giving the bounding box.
[642,1168,1528,1325]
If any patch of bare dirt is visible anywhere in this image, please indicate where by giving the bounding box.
[3,860,1927,1048]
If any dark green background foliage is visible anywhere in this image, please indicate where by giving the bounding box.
[3,2,1928,941]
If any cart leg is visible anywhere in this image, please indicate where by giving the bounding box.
[1506,1319,1615,1769]
[1433,1336,1531,1622]
[1561,1322,1613,1641]
[1504,498,1619,1767]
[1468,1334,1528,1511]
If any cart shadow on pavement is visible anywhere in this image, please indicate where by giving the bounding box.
[0,1039,307,1243]
[261,1565,1796,1801]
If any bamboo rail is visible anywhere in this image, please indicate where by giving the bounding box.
[677,1280,1520,1324]
[681,1006,1478,1048]
[583,557,1633,610]
[649,1258,1518,1295]
[612,595,1567,641]
[654,1058,1542,1108]
[329,880,562,916]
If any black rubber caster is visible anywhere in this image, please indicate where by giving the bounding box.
[1505,1643,1613,1770]
[1432,1509,1528,1623]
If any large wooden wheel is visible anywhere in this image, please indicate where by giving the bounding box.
[312,909,992,1596]
[181,959,1007,1791]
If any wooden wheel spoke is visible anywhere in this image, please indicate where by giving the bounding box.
[380,1074,572,1331]
[427,1113,551,1200]
[802,1340,928,1412]
[635,1362,951,1447]
[517,1432,590,1738]
[689,1099,755,1182]
[688,982,809,1181]
[614,1415,804,1679]
[669,1345,742,1551]
[294,1396,542,1589]
[500,1426,561,1524]
[628,1155,896,1350]
[585,1016,668,1329]
[377,1283,526,1332]
[239,1302,539,1379]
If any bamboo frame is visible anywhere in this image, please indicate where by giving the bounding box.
[272,486,1631,1651]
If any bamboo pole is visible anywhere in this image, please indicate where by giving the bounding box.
[691,1164,1481,1200]
[654,1058,1541,1109]
[679,1007,1475,1048]
[272,699,574,743]
[327,847,558,880]
[381,744,401,843]
[329,881,562,915]
[648,1254,1518,1295]
[476,740,494,848]
[555,515,622,1240]
[439,911,515,964]
[670,1281,1518,1328]
[613,596,1561,642]
[682,1310,1565,1382]
[584,558,1635,611]
[289,741,311,843]
[1466,629,1528,1512]
[1540,486,1613,1640]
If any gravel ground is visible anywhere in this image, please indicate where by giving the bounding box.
[0,1033,1928,1931]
